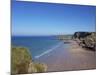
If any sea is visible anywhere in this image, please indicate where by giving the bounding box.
[11,36,62,59]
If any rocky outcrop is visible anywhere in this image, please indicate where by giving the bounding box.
[73,32,96,50]
[73,32,92,39]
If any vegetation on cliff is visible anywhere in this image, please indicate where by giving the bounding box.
[58,35,72,43]
[58,35,72,40]
[73,32,96,50]
[11,47,47,74]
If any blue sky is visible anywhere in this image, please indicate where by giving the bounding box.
[12,1,96,36]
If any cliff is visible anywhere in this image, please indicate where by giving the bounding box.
[73,32,96,50]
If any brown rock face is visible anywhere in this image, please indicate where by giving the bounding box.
[73,32,96,50]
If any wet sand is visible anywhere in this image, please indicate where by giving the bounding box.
[35,40,96,72]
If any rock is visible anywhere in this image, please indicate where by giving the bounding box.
[73,32,96,50]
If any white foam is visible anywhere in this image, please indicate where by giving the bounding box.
[34,42,62,59]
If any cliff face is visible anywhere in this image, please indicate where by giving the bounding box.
[73,32,93,39]
[11,47,47,74]
[73,32,96,50]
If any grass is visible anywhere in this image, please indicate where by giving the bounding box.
[11,46,47,74]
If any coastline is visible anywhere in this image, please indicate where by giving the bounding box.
[34,42,63,59]
[34,40,96,72]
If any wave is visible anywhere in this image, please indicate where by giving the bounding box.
[34,42,63,59]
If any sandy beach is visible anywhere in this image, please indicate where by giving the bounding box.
[35,40,96,72]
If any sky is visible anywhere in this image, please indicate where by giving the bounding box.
[12,0,96,36]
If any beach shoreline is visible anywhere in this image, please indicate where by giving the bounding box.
[34,42,63,59]
[35,40,96,72]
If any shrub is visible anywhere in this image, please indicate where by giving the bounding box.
[11,47,32,74]
[11,47,47,74]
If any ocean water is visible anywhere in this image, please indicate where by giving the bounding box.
[11,36,62,59]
